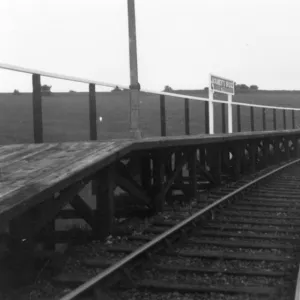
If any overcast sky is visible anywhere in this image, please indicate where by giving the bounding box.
[1,0,300,92]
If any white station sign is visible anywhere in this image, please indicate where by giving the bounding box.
[210,74,235,95]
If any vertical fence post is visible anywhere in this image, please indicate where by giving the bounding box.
[160,95,166,136]
[273,109,277,130]
[283,110,286,130]
[262,108,266,131]
[205,101,209,134]
[250,107,254,131]
[228,94,233,133]
[237,105,241,132]
[292,110,296,129]
[32,74,43,143]
[221,103,226,133]
[89,84,97,140]
[184,98,190,135]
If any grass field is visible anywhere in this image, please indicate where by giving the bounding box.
[1,90,300,145]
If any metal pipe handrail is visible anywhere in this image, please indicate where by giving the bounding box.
[1,62,300,111]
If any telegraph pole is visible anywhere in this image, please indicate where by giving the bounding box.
[127,0,142,139]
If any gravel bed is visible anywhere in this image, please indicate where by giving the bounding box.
[217,216,294,224]
[111,289,288,300]
[142,269,287,286]
[188,236,294,245]
[223,211,299,217]
[179,245,291,255]
[0,280,68,300]
[200,230,300,238]
[208,223,299,231]
[154,256,297,272]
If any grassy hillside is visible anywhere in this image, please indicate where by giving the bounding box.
[1,90,300,145]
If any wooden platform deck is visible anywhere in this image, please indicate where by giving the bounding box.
[0,128,299,232]
[0,140,133,227]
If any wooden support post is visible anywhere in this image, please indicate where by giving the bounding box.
[273,138,280,164]
[141,155,152,191]
[160,95,166,136]
[208,146,222,185]
[283,110,287,130]
[152,153,165,212]
[32,74,43,143]
[295,137,299,157]
[89,83,97,140]
[263,139,269,168]
[273,109,277,130]
[188,149,197,199]
[174,151,183,182]
[9,211,36,284]
[204,101,209,134]
[262,108,266,131]
[184,98,190,135]
[42,220,56,251]
[199,147,206,169]
[94,166,115,239]
[221,103,226,133]
[284,138,290,160]
[221,147,230,175]
[250,107,254,131]
[292,110,296,129]
[232,143,241,180]
[249,141,257,173]
[237,105,241,132]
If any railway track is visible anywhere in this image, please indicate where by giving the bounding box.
[39,159,300,300]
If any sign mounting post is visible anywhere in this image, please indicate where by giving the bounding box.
[209,74,235,134]
[127,0,141,139]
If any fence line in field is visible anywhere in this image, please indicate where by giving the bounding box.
[1,62,300,141]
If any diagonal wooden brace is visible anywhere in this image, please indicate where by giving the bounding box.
[115,162,152,207]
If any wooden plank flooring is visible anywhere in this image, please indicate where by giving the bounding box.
[0,140,133,226]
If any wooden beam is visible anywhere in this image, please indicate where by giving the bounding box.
[232,143,242,180]
[31,180,87,237]
[263,139,269,168]
[70,195,94,229]
[32,74,43,143]
[152,152,165,212]
[249,141,257,173]
[95,166,115,239]
[141,155,152,191]
[115,162,152,206]
[188,149,197,199]
[208,145,222,185]
[284,138,290,160]
[159,151,189,197]
[9,210,36,283]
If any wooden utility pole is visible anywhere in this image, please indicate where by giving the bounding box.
[127,0,142,139]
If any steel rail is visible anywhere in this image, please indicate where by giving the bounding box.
[1,62,300,112]
[60,158,300,300]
